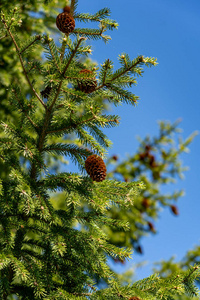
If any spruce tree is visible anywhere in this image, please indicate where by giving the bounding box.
[0,1,199,299]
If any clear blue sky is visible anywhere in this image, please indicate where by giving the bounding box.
[70,0,200,280]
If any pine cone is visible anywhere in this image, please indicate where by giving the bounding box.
[129,297,142,300]
[171,205,179,216]
[56,12,75,34]
[63,6,71,13]
[85,155,107,182]
[41,85,52,98]
[141,198,150,209]
[148,221,155,232]
[112,155,118,161]
[77,69,97,93]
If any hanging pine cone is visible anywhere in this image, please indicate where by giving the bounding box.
[85,155,107,182]
[41,85,52,98]
[63,5,71,13]
[56,12,75,34]
[141,197,150,209]
[77,69,97,93]
[170,205,179,216]
[129,297,142,300]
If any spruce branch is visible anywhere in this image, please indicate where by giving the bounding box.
[70,0,78,15]
[19,35,41,55]
[74,8,111,23]
[11,88,39,130]
[46,115,97,135]
[59,37,68,62]
[50,36,86,111]
[30,37,86,179]
[1,19,45,109]
[72,28,111,43]
[46,39,62,74]
[110,55,144,82]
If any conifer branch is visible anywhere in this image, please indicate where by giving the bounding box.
[60,37,68,62]
[49,37,85,111]
[19,35,41,54]
[110,55,144,82]
[46,39,61,73]
[12,89,39,130]
[46,116,97,135]
[0,34,8,40]
[2,20,46,108]
[63,37,86,77]
[70,0,77,15]
[102,59,110,85]
[72,28,109,42]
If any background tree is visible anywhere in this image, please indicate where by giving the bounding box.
[0,0,199,299]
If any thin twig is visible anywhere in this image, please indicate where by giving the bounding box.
[2,19,46,108]
[94,56,144,93]
[47,40,61,73]
[73,28,104,37]
[72,292,92,296]
[20,35,41,54]
[47,116,97,135]
[0,34,8,40]
[60,35,68,62]
[111,56,144,82]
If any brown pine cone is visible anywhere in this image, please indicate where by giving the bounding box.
[85,155,107,182]
[141,198,150,209]
[171,205,179,216]
[41,85,52,98]
[63,6,71,13]
[129,297,142,300]
[56,12,75,34]
[148,221,155,232]
[77,69,97,93]
[112,155,118,161]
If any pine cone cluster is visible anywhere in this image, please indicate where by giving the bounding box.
[77,69,97,93]
[56,7,75,34]
[85,155,107,182]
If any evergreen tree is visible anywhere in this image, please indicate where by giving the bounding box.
[0,1,199,299]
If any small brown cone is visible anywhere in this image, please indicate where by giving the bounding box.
[63,6,71,13]
[112,155,118,161]
[148,221,155,233]
[138,152,147,161]
[136,245,143,254]
[85,155,107,182]
[56,12,75,34]
[77,69,97,93]
[129,297,142,300]
[141,198,150,209]
[171,205,179,216]
[41,85,52,98]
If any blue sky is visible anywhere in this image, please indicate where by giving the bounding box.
[69,0,200,279]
